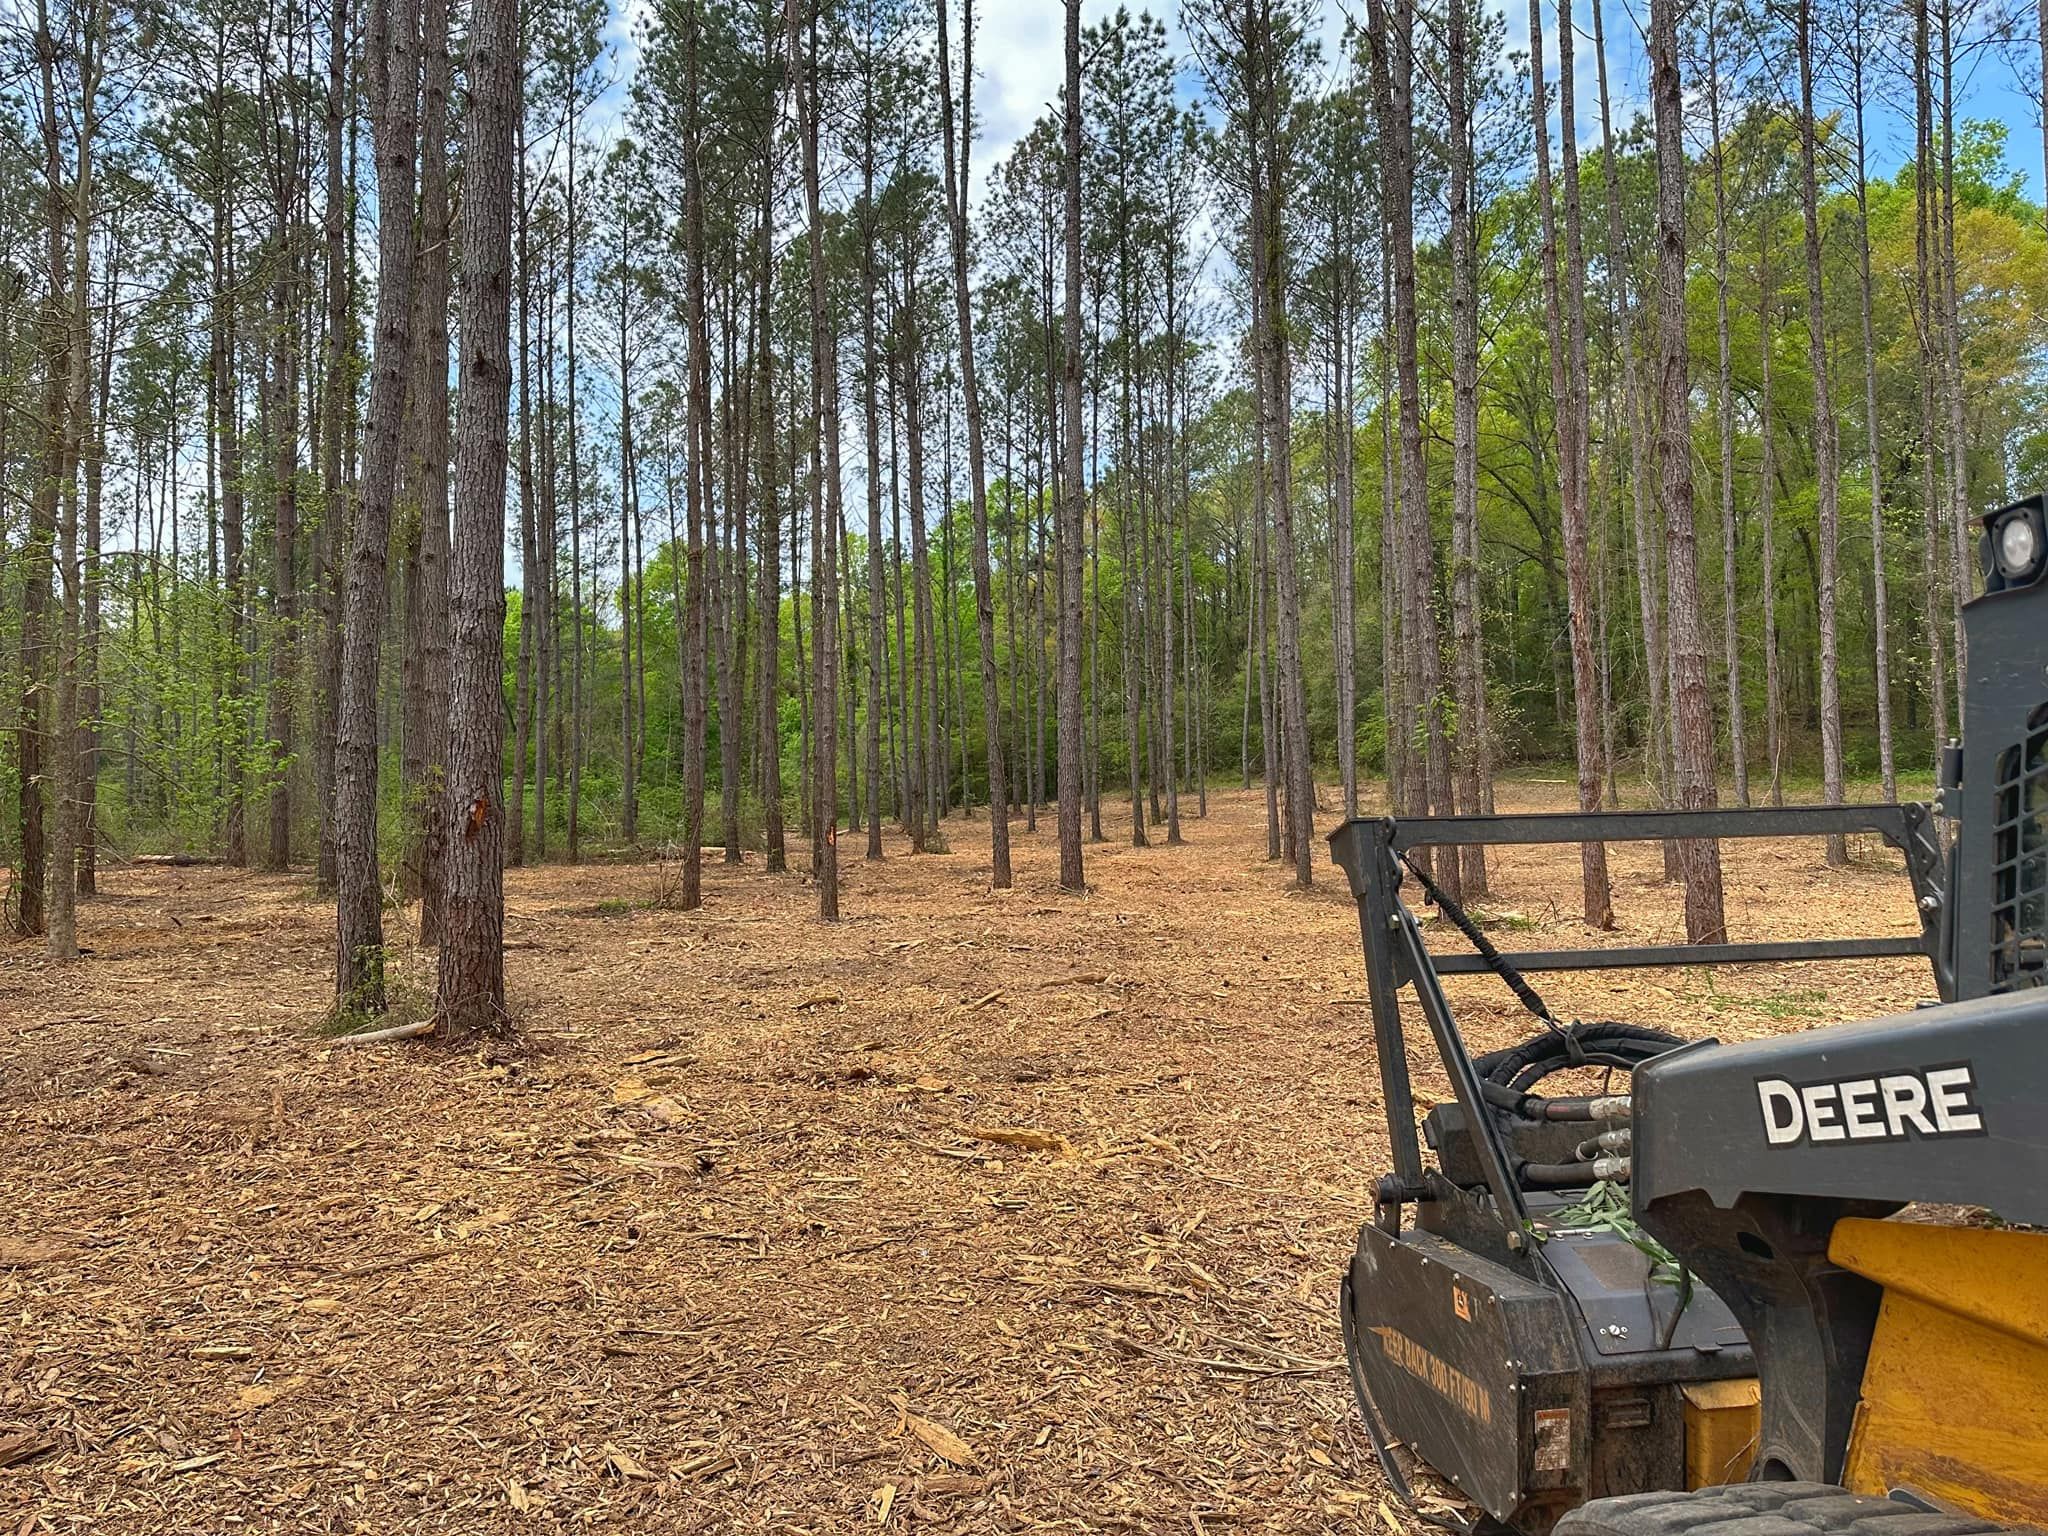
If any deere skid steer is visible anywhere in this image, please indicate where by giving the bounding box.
[1329,494,2048,1536]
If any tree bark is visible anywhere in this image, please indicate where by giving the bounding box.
[333,0,421,1013]
[400,0,452,928]
[1528,0,1610,925]
[1847,8,1895,802]
[792,0,842,916]
[616,213,639,847]
[937,0,1010,887]
[755,52,786,872]
[314,0,350,889]
[79,239,114,896]
[45,0,98,960]
[1329,188,1359,824]
[1706,24,1748,807]
[1796,0,1846,863]
[212,36,247,873]
[1249,2,1313,889]
[859,53,886,863]
[1057,0,1087,891]
[680,0,711,910]
[1760,213,1787,807]
[1592,0,1669,823]
[264,255,302,875]
[1377,252,1407,820]
[1649,0,1727,943]
[1368,0,1454,896]
[1448,0,1488,896]
[1913,0,1949,752]
[1936,0,1970,699]
[899,237,939,851]
[437,0,518,1040]
[565,128,585,866]
[718,296,747,867]
[511,121,535,868]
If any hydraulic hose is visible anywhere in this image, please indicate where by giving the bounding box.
[1523,1154,1632,1187]
[1475,1021,1685,1095]
[1575,1127,1633,1160]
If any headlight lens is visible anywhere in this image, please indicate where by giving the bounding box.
[1999,513,2042,578]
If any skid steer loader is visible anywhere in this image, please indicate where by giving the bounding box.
[1329,493,2048,1536]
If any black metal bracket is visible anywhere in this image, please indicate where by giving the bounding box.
[1377,804,1949,990]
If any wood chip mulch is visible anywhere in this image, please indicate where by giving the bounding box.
[0,786,1933,1533]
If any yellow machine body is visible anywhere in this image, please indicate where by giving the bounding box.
[1681,1378,1760,1488]
[1829,1217,2048,1525]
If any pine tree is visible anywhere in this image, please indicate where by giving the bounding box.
[1650,0,1727,943]
[438,0,520,1037]
[333,0,423,1013]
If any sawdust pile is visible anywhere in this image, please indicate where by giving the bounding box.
[0,787,1932,1533]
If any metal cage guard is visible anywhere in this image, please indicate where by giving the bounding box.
[1327,803,1952,1249]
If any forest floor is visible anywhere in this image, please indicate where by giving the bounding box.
[0,784,1935,1536]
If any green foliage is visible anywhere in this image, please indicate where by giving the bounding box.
[1539,1181,1689,1289]
[8,0,2041,890]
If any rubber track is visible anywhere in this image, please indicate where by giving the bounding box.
[1555,1484,2034,1536]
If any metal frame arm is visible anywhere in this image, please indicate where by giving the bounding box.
[1381,804,1948,989]
[1327,804,1951,1249]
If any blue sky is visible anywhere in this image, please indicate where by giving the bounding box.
[510,0,2038,584]
[937,0,2039,202]
[597,0,2044,205]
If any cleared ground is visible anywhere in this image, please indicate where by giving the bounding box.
[0,786,1933,1534]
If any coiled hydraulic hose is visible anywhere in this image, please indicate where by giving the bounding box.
[1475,1020,1686,1096]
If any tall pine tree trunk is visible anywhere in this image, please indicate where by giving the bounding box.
[438,0,517,1039]
[264,263,301,875]
[565,129,585,866]
[1848,11,1896,802]
[937,0,1009,888]
[1378,255,1407,821]
[860,86,886,863]
[1760,217,1787,807]
[1368,0,1453,895]
[680,0,711,910]
[1252,4,1313,889]
[79,248,113,896]
[314,0,350,888]
[399,0,452,929]
[1650,0,1727,943]
[1706,25,1749,807]
[1913,0,1949,752]
[333,0,422,1013]
[755,71,786,872]
[617,260,638,847]
[1448,0,1488,896]
[1937,0,1970,698]
[1796,0,1847,864]
[1330,230,1359,824]
[214,51,247,873]
[793,0,842,915]
[1528,0,1610,924]
[46,0,97,960]
[1592,0,1669,823]
[1057,0,1087,891]
[511,119,535,868]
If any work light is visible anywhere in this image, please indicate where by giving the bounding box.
[1988,499,2047,588]
[1999,512,2041,579]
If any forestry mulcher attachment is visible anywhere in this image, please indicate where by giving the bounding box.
[1329,494,2048,1536]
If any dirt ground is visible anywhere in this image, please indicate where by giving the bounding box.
[0,785,1935,1535]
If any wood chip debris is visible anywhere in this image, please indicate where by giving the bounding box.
[602,1444,654,1481]
[959,1124,1074,1157]
[889,1395,980,1468]
[0,1432,57,1469]
[0,791,1924,1533]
